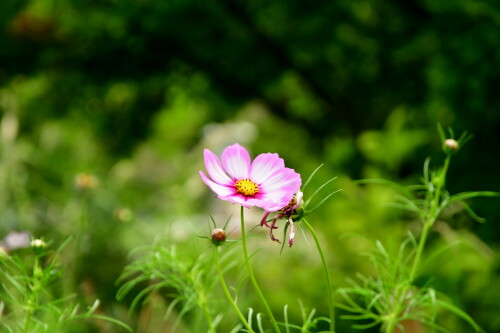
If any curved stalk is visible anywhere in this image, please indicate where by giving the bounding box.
[302,218,335,332]
[240,206,281,333]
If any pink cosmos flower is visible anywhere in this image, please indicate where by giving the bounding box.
[199,143,301,212]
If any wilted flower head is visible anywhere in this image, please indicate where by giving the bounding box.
[261,191,304,247]
[199,143,301,212]
[260,163,341,247]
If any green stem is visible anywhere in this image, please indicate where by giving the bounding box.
[385,318,397,333]
[214,247,255,333]
[408,220,431,284]
[24,257,40,333]
[409,154,451,282]
[240,206,281,333]
[303,218,336,333]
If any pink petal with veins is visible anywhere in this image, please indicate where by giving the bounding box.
[250,153,285,184]
[203,149,233,186]
[221,143,251,179]
[199,171,236,197]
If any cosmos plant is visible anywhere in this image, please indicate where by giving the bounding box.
[200,143,338,333]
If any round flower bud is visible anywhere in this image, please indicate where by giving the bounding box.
[115,208,133,222]
[444,139,459,151]
[30,239,46,249]
[211,228,226,246]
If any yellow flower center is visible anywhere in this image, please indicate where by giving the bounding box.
[235,178,259,196]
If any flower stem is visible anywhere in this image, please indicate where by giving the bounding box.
[409,154,451,283]
[24,256,41,333]
[214,246,255,333]
[240,206,281,333]
[384,317,397,333]
[302,218,335,333]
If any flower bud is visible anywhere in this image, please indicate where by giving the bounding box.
[443,139,459,152]
[115,208,133,222]
[211,228,226,246]
[31,239,46,249]
[75,173,99,191]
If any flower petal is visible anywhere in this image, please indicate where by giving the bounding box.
[199,171,236,197]
[220,193,251,208]
[249,153,285,184]
[222,143,251,179]
[249,190,293,211]
[255,169,301,211]
[261,168,302,193]
[203,149,233,186]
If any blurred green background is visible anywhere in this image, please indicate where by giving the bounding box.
[1,0,499,332]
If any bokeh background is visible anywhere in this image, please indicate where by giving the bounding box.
[1,0,499,332]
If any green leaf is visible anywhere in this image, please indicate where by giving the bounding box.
[302,164,324,192]
[283,304,291,333]
[280,222,289,255]
[87,314,133,332]
[437,299,484,332]
[457,201,486,223]
[247,307,253,328]
[448,191,500,203]
[309,189,342,212]
[423,157,431,184]
[256,313,265,332]
[304,177,338,208]
[352,319,383,329]
[437,123,446,142]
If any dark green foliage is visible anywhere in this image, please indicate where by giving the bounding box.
[1,0,499,332]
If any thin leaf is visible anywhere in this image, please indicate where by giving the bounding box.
[86,314,133,332]
[309,189,342,212]
[283,304,290,333]
[298,222,310,247]
[230,324,243,333]
[457,131,473,148]
[437,124,446,142]
[280,222,289,255]
[256,313,265,332]
[304,177,338,208]
[447,126,455,139]
[423,157,431,184]
[448,191,499,203]
[247,307,253,328]
[437,299,484,332]
[351,319,383,330]
[302,164,324,192]
[460,201,486,223]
